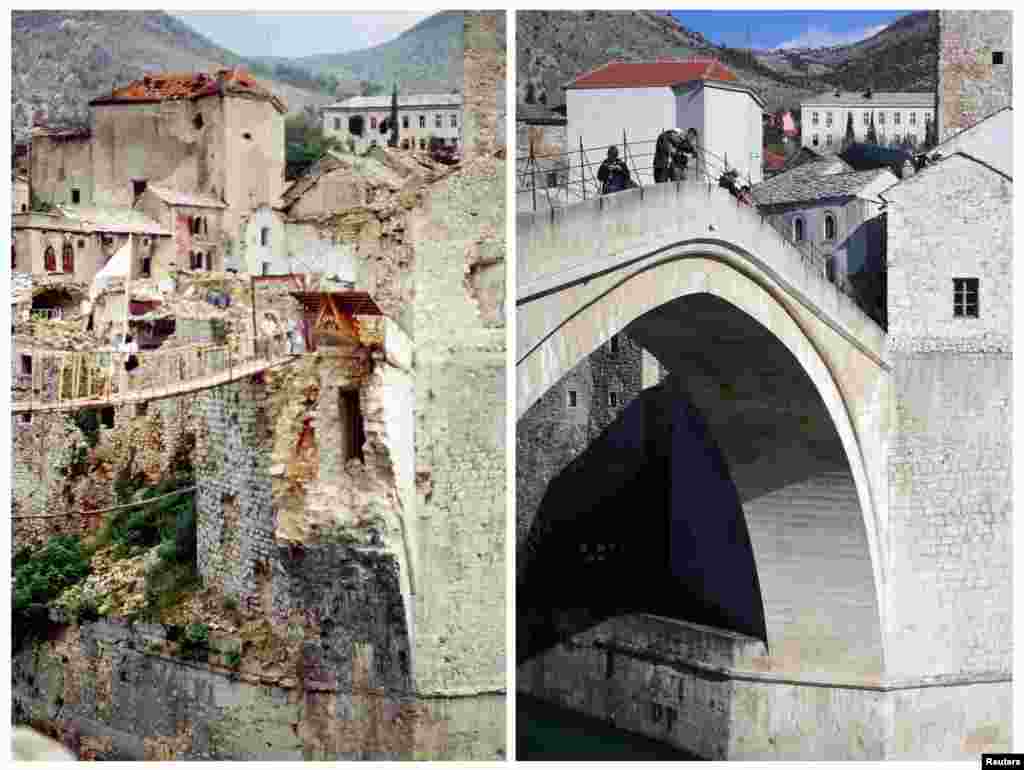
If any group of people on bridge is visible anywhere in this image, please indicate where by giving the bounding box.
[596,127,751,206]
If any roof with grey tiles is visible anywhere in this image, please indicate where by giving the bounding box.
[751,159,892,206]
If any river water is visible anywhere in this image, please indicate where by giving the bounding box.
[516,694,704,761]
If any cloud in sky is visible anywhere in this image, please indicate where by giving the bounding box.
[773,24,889,51]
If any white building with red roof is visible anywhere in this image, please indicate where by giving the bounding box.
[565,58,765,187]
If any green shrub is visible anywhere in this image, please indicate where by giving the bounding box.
[222,595,239,613]
[13,536,91,614]
[179,622,211,661]
[225,649,242,669]
[142,560,200,622]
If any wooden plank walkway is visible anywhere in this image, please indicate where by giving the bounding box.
[12,355,297,414]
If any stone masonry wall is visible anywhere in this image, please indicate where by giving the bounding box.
[516,334,644,572]
[12,614,501,760]
[407,14,506,731]
[883,154,1012,679]
[937,10,1013,140]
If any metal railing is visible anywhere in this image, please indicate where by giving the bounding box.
[13,331,294,411]
[517,132,832,281]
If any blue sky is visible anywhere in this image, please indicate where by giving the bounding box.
[173,13,432,59]
[671,10,912,51]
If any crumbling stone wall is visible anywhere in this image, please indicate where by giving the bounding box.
[937,10,1012,140]
[883,154,1012,678]
[12,614,497,760]
[12,396,203,550]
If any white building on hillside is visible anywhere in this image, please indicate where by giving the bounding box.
[322,93,462,154]
[565,58,764,187]
[800,91,935,153]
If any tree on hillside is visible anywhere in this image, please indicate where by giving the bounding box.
[361,81,387,97]
[284,111,342,179]
[866,112,878,144]
[389,83,399,148]
[843,111,855,149]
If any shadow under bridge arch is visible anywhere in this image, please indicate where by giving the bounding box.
[517,256,886,679]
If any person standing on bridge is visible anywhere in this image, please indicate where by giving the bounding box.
[120,333,139,396]
[597,146,632,195]
[654,128,696,183]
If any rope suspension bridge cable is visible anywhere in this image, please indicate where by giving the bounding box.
[13,486,198,521]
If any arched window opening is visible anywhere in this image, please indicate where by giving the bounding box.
[349,115,365,137]
[793,217,805,242]
[825,255,836,283]
[44,244,57,272]
[370,116,378,130]
[12,243,16,270]
[62,241,75,273]
[260,227,270,247]
[824,213,837,241]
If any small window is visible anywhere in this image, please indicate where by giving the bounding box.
[370,116,378,130]
[435,114,442,129]
[71,188,80,204]
[78,239,85,249]
[133,179,147,198]
[419,138,426,150]
[141,257,152,277]
[20,203,27,212]
[44,245,57,272]
[953,278,979,318]
[812,111,819,126]
[610,335,619,353]
[793,217,805,242]
[340,389,366,462]
[260,227,270,247]
[62,242,74,273]
[567,389,578,408]
[242,132,252,140]
[812,134,819,147]
[825,255,836,283]
[193,113,204,130]
[262,262,271,276]
[993,51,1005,65]
[402,116,409,129]
[401,139,410,150]
[21,412,32,425]
[11,243,16,270]
[545,171,557,188]
[878,112,886,125]
[825,111,833,127]
[419,115,426,129]
[101,406,115,429]
[909,112,917,126]
[894,112,901,125]
[135,401,149,417]
[334,117,341,131]
[824,213,837,241]
[21,354,32,375]
[609,391,619,408]
[450,114,458,128]
[863,111,870,125]
[826,134,833,146]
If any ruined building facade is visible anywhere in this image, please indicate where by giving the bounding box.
[13,12,506,760]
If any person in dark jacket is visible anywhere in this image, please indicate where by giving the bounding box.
[597,146,632,195]
[654,128,697,182]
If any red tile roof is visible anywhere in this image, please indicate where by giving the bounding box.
[570,58,738,90]
[90,68,287,113]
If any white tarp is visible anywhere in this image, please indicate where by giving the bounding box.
[89,236,131,301]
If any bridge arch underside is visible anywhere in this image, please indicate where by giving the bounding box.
[518,261,885,681]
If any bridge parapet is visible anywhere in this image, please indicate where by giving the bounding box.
[517,180,886,369]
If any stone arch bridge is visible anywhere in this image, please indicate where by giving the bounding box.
[516,179,1005,759]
